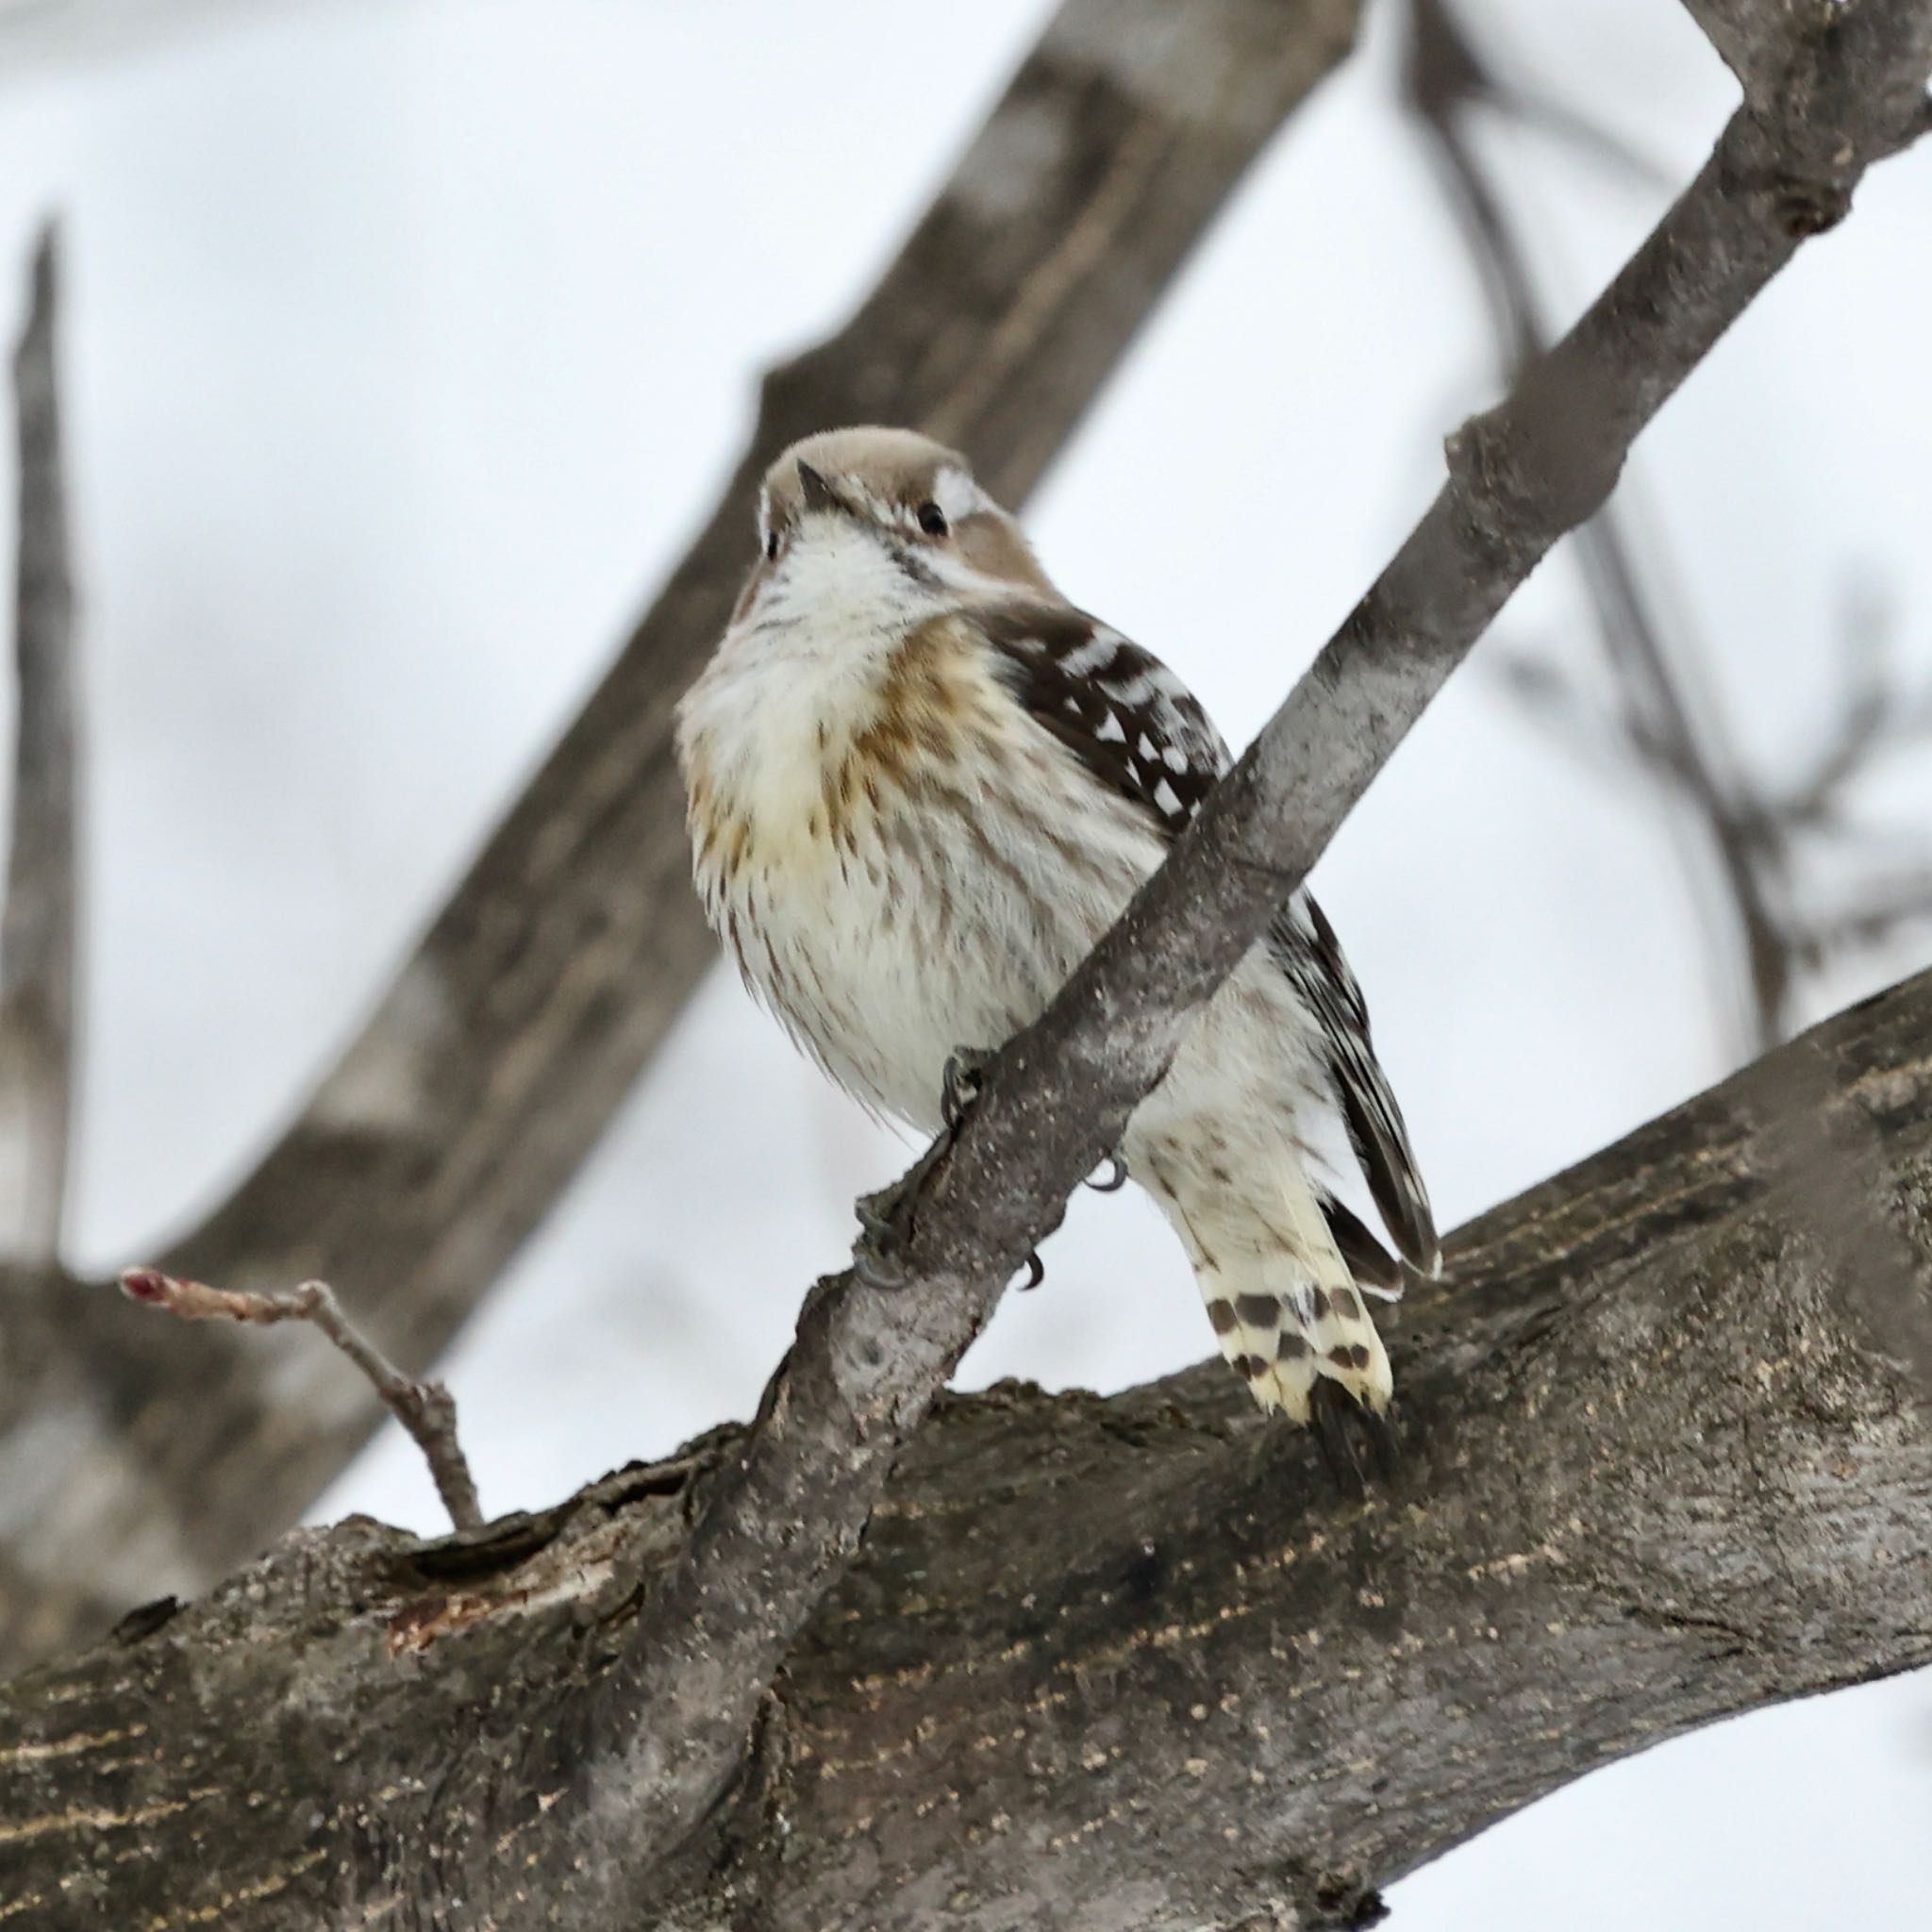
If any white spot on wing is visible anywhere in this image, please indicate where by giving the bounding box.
[1107,670,1168,708]
[1058,630,1122,677]
[1093,709,1126,744]
[1153,777,1185,819]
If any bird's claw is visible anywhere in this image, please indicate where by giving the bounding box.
[941,1047,994,1134]
[1085,1153,1128,1192]
[855,1047,1055,1293]
[1308,1380,1401,1496]
[852,1202,914,1290]
[853,1128,954,1289]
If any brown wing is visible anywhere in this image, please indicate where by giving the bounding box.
[975,601,1228,833]
[1270,893,1440,1274]
[977,598,1438,1276]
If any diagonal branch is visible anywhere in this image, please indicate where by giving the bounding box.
[0,223,78,1270]
[0,0,1365,1671]
[564,3,1932,1900]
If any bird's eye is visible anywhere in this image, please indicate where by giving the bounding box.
[916,501,949,538]
[765,530,780,562]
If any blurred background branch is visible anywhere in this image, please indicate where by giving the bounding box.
[0,0,294,69]
[0,224,75,1273]
[1404,0,1932,1057]
[1406,0,1932,1059]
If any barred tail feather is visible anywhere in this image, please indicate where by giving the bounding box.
[1197,1259,1392,1422]
[1146,1155,1394,1424]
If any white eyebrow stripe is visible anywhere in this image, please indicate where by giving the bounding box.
[932,464,989,525]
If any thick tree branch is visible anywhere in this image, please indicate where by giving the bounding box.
[0,225,76,1269]
[555,3,1932,1897]
[4,966,1928,1928]
[0,0,1362,1669]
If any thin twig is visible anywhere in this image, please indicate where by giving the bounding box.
[1792,872,1932,963]
[1771,588,1932,828]
[117,1267,484,1533]
[0,222,77,1265]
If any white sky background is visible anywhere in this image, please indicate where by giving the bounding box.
[2,0,1929,1923]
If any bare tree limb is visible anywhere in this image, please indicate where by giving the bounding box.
[547,3,1932,1897]
[115,1268,483,1533]
[0,0,287,66]
[0,224,76,1270]
[5,963,1929,1928]
[0,0,1365,1670]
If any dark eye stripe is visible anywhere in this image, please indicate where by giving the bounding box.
[889,545,943,590]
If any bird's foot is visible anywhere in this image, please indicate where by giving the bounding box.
[853,1045,993,1289]
[1307,1380,1401,1496]
[853,1131,953,1290]
[854,1045,1050,1291]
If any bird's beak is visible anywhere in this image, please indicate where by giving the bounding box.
[795,460,845,516]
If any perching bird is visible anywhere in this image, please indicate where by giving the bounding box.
[675,426,1438,1455]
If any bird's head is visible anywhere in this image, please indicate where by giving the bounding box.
[729,426,1055,626]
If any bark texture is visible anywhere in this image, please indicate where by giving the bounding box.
[3,966,1928,1931]
[0,0,1361,1671]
